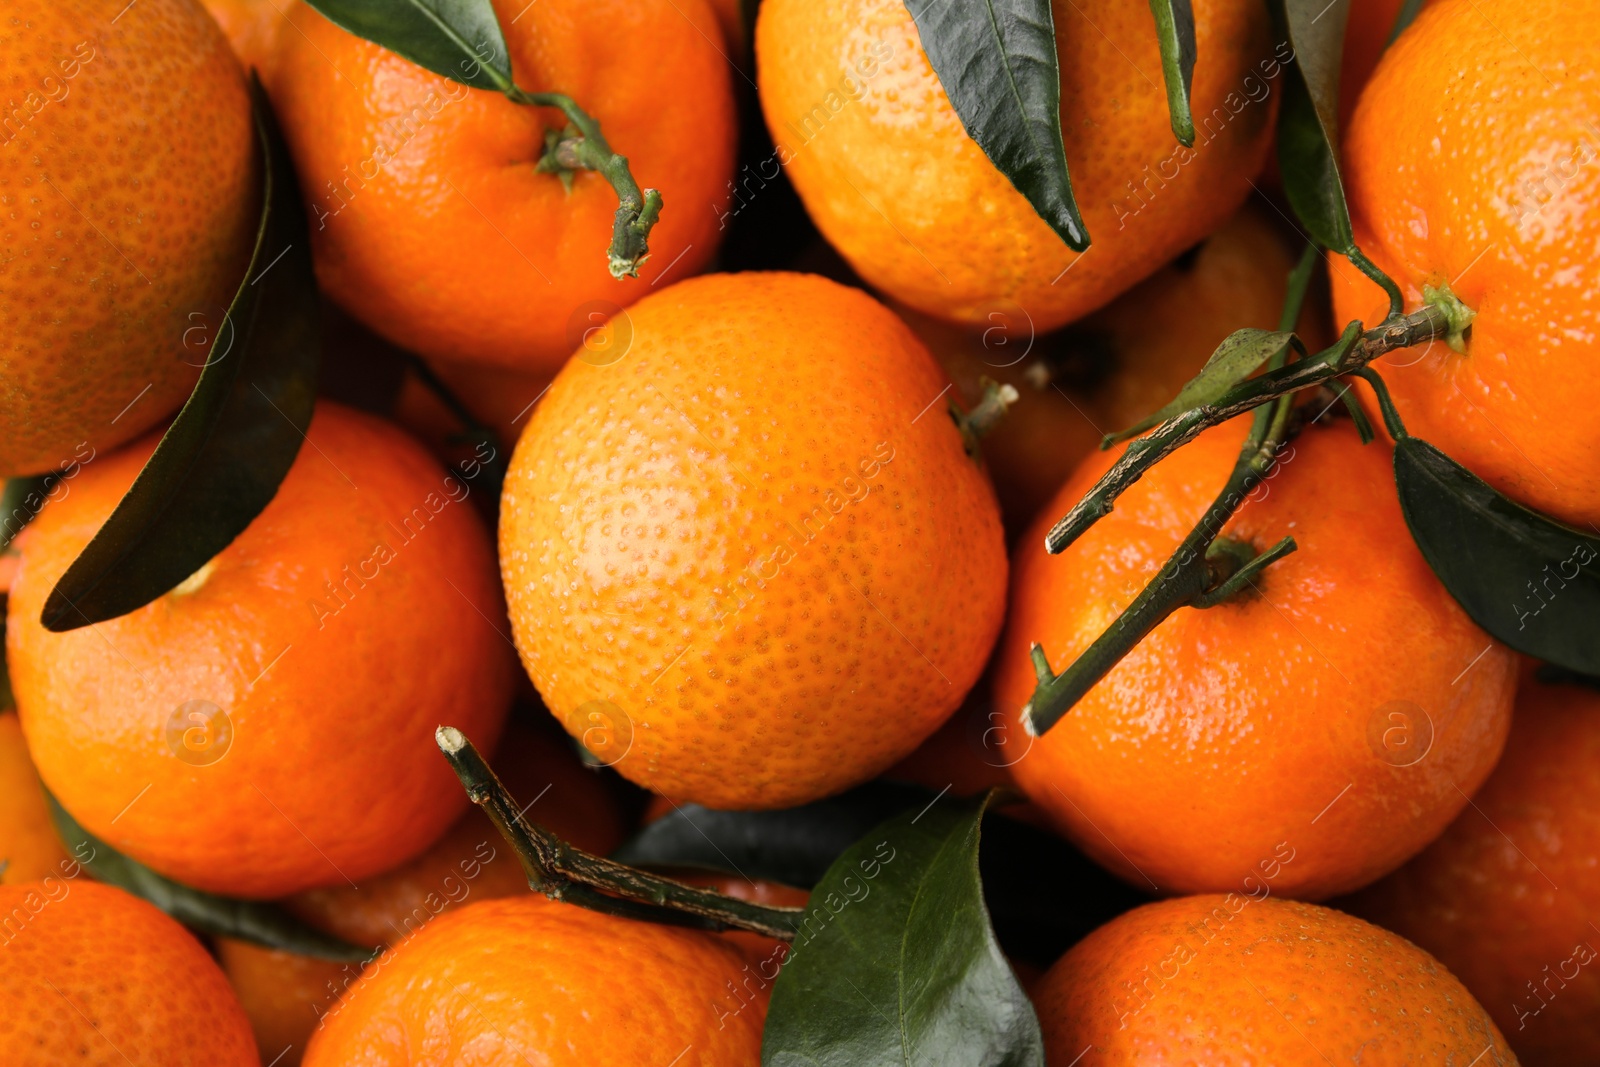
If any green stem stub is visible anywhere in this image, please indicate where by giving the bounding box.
[1421,281,1477,353]
[518,89,662,279]
[951,378,1020,460]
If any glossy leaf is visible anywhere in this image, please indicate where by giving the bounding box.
[1394,437,1600,674]
[1107,328,1295,444]
[909,0,1087,250]
[762,791,1044,1067]
[613,780,931,888]
[42,82,319,632]
[48,795,375,962]
[616,779,1143,968]
[1276,0,1354,252]
[301,0,514,92]
[1147,0,1197,145]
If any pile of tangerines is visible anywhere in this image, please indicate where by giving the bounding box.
[2,0,1596,1063]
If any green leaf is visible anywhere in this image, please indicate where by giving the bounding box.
[1147,0,1197,146]
[1106,328,1296,444]
[909,0,1088,251]
[762,791,1044,1067]
[617,779,1145,970]
[1276,0,1354,253]
[301,0,515,93]
[47,794,375,962]
[1393,437,1600,674]
[41,81,319,633]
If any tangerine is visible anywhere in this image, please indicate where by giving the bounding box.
[1034,894,1515,1063]
[993,416,1517,898]
[0,0,258,476]
[755,0,1278,333]
[500,272,1008,809]
[269,0,736,374]
[0,711,69,885]
[7,402,514,898]
[0,879,259,1065]
[302,895,766,1065]
[1332,0,1600,525]
[1346,673,1600,1065]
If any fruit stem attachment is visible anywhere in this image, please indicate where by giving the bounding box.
[952,378,1020,459]
[515,89,663,279]
[1022,433,1298,737]
[435,726,803,940]
[1042,302,1451,555]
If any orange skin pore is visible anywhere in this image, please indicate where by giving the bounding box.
[1346,676,1600,1065]
[756,0,1277,333]
[0,880,259,1066]
[0,0,258,476]
[7,403,514,898]
[269,0,736,373]
[500,272,1008,811]
[1034,895,1515,1064]
[994,416,1517,899]
[302,896,766,1066]
[1332,0,1600,525]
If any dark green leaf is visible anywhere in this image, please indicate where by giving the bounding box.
[1147,0,1197,146]
[1276,0,1355,253]
[616,777,1143,969]
[301,0,514,92]
[48,794,375,962]
[42,81,319,632]
[909,0,1087,250]
[613,781,932,889]
[762,791,1044,1067]
[1394,437,1600,673]
[1107,328,1296,444]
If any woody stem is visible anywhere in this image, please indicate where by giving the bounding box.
[1042,303,1451,555]
[513,89,662,279]
[435,727,802,940]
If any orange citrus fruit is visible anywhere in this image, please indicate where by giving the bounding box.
[219,717,623,1064]
[1081,204,1333,436]
[1346,673,1600,1065]
[1034,894,1515,1062]
[755,0,1277,333]
[1332,0,1600,525]
[391,356,552,468]
[0,879,259,1065]
[302,895,766,1065]
[0,711,70,884]
[500,271,1008,809]
[199,0,291,79]
[889,301,1103,536]
[284,716,626,948]
[894,204,1328,536]
[269,0,736,374]
[214,937,346,1067]
[0,0,258,476]
[994,416,1517,898]
[6,402,514,898]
